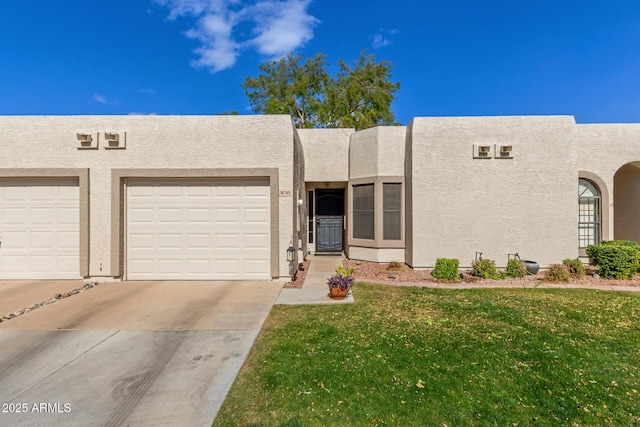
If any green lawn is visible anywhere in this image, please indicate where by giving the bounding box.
[214,284,640,426]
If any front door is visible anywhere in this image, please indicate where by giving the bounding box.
[315,189,344,252]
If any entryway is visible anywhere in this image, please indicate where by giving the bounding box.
[315,189,344,252]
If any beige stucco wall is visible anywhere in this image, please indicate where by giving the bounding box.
[613,163,640,242]
[347,247,405,263]
[0,115,296,279]
[406,116,578,268]
[576,124,640,244]
[297,128,352,182]
[349,126,406,179]
[346,126,407,262]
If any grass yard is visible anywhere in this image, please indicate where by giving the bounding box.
[214,284,640,426]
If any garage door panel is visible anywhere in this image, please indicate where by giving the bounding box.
[30,255,54,272]
[158,234,182,249]
[186,234,211,248]
[187,208,211,223]
[57,255,78,273]
[58,231,79,248]
[215,208,240,223]
[245,233,269,248]
[127,179,270,280]
[0,179,80,279]
[57,207,79,224]
[158,186,183,198]
[215,233,240,249]
[158,259,182,274]
[187,259,211,273]
[3,208,27,224]
[2,255,26,272]
[244,259,269,274]
[129,208,155,224]
[129,233,154,250]
[31,207,54,224]
[245,208,269,223]
[158,208,182,223]
[30,231,54,248]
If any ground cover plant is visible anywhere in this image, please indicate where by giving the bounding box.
[214,284,640,426]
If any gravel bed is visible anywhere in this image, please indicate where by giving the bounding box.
[342,259,640,287]
[283,259,310,289]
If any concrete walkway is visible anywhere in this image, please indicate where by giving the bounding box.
[276,254,354,305]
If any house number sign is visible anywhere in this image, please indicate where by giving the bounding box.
[279,190,292,197]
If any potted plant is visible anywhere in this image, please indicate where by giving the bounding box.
[327,265,354,299]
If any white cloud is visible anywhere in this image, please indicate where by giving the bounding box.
[93,94,108,104]
[372,28,399,49]
[247,0,318,57]
[155,0,318,72]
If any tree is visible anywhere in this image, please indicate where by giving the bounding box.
[241,53,330,128]
[242,51,400,130]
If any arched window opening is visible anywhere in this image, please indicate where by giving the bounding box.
[579,178,601,248]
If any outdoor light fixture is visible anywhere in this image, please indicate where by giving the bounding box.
[287,246,295,262]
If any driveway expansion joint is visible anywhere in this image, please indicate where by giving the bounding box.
[0,281,102,324]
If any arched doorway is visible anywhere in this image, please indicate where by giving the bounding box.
[614,162,640,243]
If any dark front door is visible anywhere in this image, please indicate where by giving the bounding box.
[316,189,344,252]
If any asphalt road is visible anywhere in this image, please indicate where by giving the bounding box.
[0,280,282,426]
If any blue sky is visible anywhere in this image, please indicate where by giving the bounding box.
[1,0,639,125]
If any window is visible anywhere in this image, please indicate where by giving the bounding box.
[383,183,401,240]
[353,184,374,239]
[579,178,600,248]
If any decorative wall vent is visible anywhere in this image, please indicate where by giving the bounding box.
[76,133,97,150]
[104,132,126,149]
[473,144,492,159]
[496,144,513,159]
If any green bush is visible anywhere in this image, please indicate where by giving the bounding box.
[505,259,527,278]
[432,258,460,281]
[545,264,571,282]
[470,258,501,279]
[586,240,640,279]
[562,258,586,279]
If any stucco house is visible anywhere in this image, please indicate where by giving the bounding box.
[0,114,638,281]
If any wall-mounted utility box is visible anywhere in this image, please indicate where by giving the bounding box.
[104,132,126,149]
[495,144,513,159]
[472,144,492,159]
[76,133,97,150]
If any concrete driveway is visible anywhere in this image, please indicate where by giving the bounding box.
[0,280,282,427]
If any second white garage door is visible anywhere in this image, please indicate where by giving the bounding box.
[126,179,270,280]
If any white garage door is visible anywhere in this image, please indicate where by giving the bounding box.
[0,179,80,279]
[126,179,271,280]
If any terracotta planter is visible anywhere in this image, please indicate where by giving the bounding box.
[329,287,349,300]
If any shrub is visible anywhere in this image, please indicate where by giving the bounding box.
[586,240,640,279]
[432,258,460,281]
[562,258,586,279]
[545,264,570,282]
[505,259,527,278]
[335,265,355,276]
[470,258,501,279]
[387,261,404,271]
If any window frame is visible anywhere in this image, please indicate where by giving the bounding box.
[383,183,402,240]
[352,183,375,240]
[578,178,601,249]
